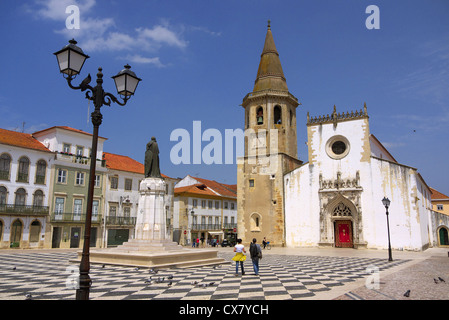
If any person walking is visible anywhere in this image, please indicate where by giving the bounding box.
[262,237,267,249]
[232,239,246,276]
[249,238,262,276]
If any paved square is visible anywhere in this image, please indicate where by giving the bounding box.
[0,251,409,300]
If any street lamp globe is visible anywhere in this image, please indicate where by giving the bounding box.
[382,197,390,209]
[112,64,142,98]
[53,39,89,77]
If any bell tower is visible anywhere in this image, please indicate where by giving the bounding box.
[237,21,302,246]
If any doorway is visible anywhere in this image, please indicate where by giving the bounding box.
[52,227,62,248]
[70,227,81,248]
[334,220,353,248]
[439,227,449,246]
[10,219,22,248]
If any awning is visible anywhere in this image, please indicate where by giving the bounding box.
[208,231,224,236]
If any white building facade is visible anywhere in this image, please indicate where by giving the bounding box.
[0,129,54,249]
[284,106,433,251]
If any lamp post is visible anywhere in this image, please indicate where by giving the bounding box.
[54,39,141,300]
[382,197,393,262]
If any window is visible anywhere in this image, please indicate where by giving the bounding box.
[57,169,67,183]
[35,160,46,184]
[231,202,235,210]
[123,206,131,217]
[75,172,85,185]
[94,175,101,187]
[125,178,132,191]
[17,157,30,182]
[63,143,71,153]
[256,106,264,125]
[110,176,118,189]
[74,199,83,219]
[208,200,213,209]
[92,200,99,221]
[325,135,351,160]
[0,186,7,205]
[224,201,228,209]
[215,201,220,209]
[437,204,444,211]
[109,205,117,217]
[15,188,26,206]
[76,146,84,157]
[249,179,254,188]
[0,153,11,180]
[215,217,219,225]
[274,105,282,124]
[201,200,206,209]
[55,197,65,214]
[33,190,44,207]
[192,199,198,208]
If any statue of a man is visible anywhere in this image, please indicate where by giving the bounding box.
[144,137,161,178]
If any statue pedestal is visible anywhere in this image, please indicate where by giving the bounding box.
[72,178,228,269]
[135,177,168,241]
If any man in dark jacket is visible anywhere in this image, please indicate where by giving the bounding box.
[249,238,262,275]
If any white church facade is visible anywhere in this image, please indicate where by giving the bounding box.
[284,106,433,251]
[237,23,440,251]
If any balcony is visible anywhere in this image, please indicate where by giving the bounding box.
[191,223,224,231]
[0,204,49,215]
[50,212,102,223]
[56,152,106,167]
[105,216,136,226]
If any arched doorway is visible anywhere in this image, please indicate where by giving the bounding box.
[29,220,41,243]
[331,202,354,248]
[438,227,449,246]
[10,219,22,247]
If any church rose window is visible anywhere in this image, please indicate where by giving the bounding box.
[325,135,350,160]
[331,141,346,155]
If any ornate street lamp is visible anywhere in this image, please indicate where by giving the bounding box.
[382,197,393,261]
[54,39,141,300]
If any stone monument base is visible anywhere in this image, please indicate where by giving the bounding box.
[71,241,228,269]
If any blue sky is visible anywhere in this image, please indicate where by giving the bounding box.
[0,0,448,195]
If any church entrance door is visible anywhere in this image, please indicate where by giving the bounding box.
[334,220,353,248]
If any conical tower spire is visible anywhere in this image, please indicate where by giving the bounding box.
[253,20,288,92]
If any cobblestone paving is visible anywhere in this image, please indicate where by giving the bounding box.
[334,256,449,300]
[0,250,411,300]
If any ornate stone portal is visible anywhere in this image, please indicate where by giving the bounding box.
[318,171,366,248]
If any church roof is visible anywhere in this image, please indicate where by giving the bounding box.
[253,21,288,92]
[0,128,52,153]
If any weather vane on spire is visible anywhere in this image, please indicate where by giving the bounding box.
[268,19,271,29]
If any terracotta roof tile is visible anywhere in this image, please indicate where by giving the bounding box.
[33,126,107,140]
[175,176,237,198]
[0,128,52,153]
[103,152,170,178]
[430,187,449,200]
[175,184,218,197]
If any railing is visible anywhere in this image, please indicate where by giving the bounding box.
[16,173,28,183]
[50,212,102,223]
[0,204,49,215]
[0,170,9,180]
[191,223,237,231]
[105,216,136,226]
[56,153,106,167]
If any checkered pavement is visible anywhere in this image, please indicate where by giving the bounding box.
[0,251,409,300]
